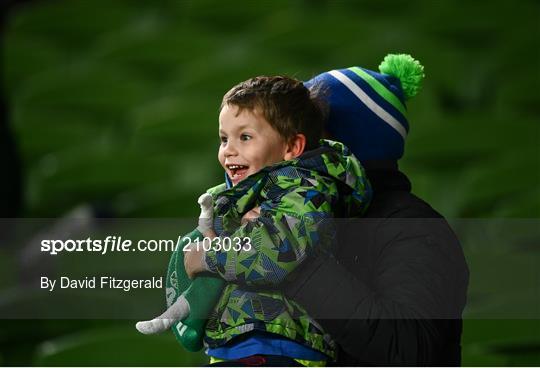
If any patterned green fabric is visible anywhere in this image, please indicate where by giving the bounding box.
[202,140,372,359]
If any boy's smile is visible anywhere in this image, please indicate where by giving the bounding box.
[218,104,289,186]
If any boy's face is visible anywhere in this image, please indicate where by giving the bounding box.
[218,104,289,186]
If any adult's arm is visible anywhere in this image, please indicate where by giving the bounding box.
[284,217,469,365]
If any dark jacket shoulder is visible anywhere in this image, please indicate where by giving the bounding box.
[284,167,469,366]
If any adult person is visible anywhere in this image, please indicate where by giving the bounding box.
[284,54,469,366]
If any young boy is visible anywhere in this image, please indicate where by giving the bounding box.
[138,76,371,365]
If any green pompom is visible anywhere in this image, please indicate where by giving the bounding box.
[378,54,425,100]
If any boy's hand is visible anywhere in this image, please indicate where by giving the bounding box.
[185,206,260,277]
[184,244,208,279]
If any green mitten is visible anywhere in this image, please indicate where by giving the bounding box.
[166,229,225,352]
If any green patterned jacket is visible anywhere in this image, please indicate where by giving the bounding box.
[202,140,372,359]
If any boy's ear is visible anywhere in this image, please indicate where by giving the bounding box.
[283,134,306,160]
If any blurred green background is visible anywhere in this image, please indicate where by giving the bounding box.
[1,0,539,365]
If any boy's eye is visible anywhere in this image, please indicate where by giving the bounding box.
[240,134,252,141]
[220,136,228,144]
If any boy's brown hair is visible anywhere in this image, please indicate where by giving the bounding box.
[221,76,326,150]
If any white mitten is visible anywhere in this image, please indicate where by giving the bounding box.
[196,193,214,235]
[135,295,190,335]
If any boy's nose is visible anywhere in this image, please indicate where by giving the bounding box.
[223,141,238,156]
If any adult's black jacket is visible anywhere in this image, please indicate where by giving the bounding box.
[284,164,469,366]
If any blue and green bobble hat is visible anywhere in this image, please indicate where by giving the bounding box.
[304,54,425,163]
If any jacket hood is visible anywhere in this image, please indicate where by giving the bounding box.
[209,139,371,217]
[295,139,371,200]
